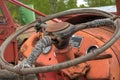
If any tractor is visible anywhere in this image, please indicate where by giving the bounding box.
[0,0,120,80]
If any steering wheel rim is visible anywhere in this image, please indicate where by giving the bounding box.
[0,9,119,74]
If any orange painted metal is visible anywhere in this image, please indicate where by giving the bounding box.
[18,2,120,79]
[21,25,120,80]
[59,13,120,80]
[0,0,120,79]
[20,32,58,66]
[20,32,70,80]
[82,27,120,80]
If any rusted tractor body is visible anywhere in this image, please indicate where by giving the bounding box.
[61,14,120,80]
[20,14,120,80]
[0,0,120,80]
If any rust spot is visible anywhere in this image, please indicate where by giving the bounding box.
[31,37,39,47]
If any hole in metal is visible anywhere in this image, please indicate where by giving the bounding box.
[49,58,51,61]
[86,45,98,54]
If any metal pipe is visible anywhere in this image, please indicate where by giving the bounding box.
[75,18,114,32]
[0,70,37,80]
[7,0,46,17]
[7,0,60,22]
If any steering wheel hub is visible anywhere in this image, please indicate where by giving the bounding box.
[46,22,70,32]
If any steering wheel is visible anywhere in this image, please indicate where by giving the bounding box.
[0,9,120,75]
